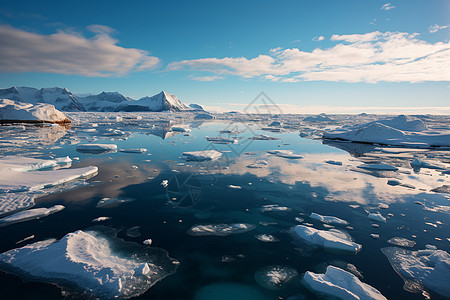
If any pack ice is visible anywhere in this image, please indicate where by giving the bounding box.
[302,265,387,300]
[0,228,178,299]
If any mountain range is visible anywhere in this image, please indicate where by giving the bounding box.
[0,87,203,112]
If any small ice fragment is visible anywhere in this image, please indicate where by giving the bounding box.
[310,213,349,225]
[76,144,117,153]
[246,160,268,168]
[161,180,168,188]
[255,234,279,242]
[255,265,298,290]
[387,180,401,186]
[372,224,380,228]
[378,203,389,209]
[357,163,398,171]
[228,185,242,189]
[187,223,256,236]
[92,217,111,223]
[426,244,437,250]
[370,234,380,239]
[295,217,304,223]
[134,263,150,275]
[267,150,303,159]
[261,205,291,212]
[387,237,416,247]
[368,212,386,223]
[119,148,147,153]
[325,160,343,166]
[221,255,236,263]
[143,239,152,246]
[182,150,222,161]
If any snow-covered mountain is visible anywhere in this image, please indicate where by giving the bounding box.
[133,91,189,112]
[0,87,85,112]
[78,91,132,112]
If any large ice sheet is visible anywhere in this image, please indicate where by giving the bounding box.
[382,247,450,297]
[302,265,387,300]
[292,225,361,254]
[0,228,178,299]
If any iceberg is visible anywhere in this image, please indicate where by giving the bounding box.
[302,265,387,300]
[0,205,64,226]
[0,99,71,125]
[292,225,361,254]
[76,144,117,154]
[382,247,450,297]
[310,213,349,225]
[187,223,256,236]
[0,228,178,299]
[182,150,222,161]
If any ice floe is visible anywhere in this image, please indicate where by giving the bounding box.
[187,223,256,236]
[0,205,64,226]
[246,160,268,168]
[368,212,386,223]
[119,148,147,153]
[254,265,298,290]
[0,228,178,299]
[92,216,111,223]
[382,247,450,297]
[255,234,279,242]
[292,225,361,254]
[76,143,117,154]
[387,237,416,247]
[267,150,303,159]
[310,213,349,225]
[182,150,222,161]
[206,136,238,144]
[302,265,387,300]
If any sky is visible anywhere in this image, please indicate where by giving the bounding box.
[0,0,449,114]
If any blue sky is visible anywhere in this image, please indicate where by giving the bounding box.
[0,0,449,113]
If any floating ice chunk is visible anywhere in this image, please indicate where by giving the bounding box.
[292,225,362,254]
[387,179,401,186]
[0,228,178,299]
[382,247,450,297]
[96,197,134,208]
[187,223,256,236]
[370,234,380,239]
[143,239,152,245]
[357,163,398,171]
[16,235,35,244]
[261,205,292,212]
[267,150,303,159]
[76,144,117,154]
[387,237,416,247]
[368,212,386,223]
[255,265,298,290]
[0,205,64,226]
[92,216,111,223]
[426,244,437,250]
[247,160,268,168]
[161,180,168,188]
[206,136,238,144]
[302,266,387,300]
[378,203,389,209]
[182,150,222,161]
[248,134,279,140]
[310,213,349,225]
[119,148,147,153]
[255,234,279,242]
[410,158,444,170]
[325,160,343,166]
[228,185,242,189]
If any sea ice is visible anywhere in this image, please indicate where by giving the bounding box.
[292,225,362,254]
[254,265,298,290]
[310,213,349,225]
[96,197,134,208]
[382,247,450,297]
[357,163,398,171]
[325,160,343,166]
[302,265,387,300]
[246,160,268,168]
[255,234,279,242]
[267,150,303,159]
[92,216,111,223]
[368,212,386,223]
[206,136,238,144]
[387,237,416,247]
[187,223,256,236]
[182,150,222,161]
[248,134,279,140]
[119,148,147,153]
[0,205,64,226]
[76,144,117,153]
[0,228,178,299]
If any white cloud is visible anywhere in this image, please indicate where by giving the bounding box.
[312,36,325,41]
[0,25,160,77]
[188,75,224,81]
[381,3,395,10]
[168,31,450,83]
[428,24,449,33]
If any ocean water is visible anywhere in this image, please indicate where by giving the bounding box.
[0,118,449,299]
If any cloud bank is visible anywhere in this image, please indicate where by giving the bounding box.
[168,31,450,83]
[0,25,160,77]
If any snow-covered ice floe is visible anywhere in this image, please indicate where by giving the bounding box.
[76,144,117,154]
[302,265,387,300]
[0,205,64,226]
[310,212,349,225]
[267,150,303,159]
[0,227,178,299]
[254,265,298,290]
[119,148,147,154]
[182,150,222,161]
[381,247,450,297]
[0,99,70,125]
[187,223,256,236]
[291,225,361,254]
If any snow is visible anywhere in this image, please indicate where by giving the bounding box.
[310,213,349,225]
[357,163,398,171]
[354,115,429,132]
[182,150,222,161]
[267,150,303,159]
[0,205,64,226]
[76,144,117,153]
[119,148,147,153]
[0,99,70,124]
[0,193,35,216]
[187,223,256,236]
[292,225,362,254]
[254,265,298,290]
[302,265,387,300]
[0,229,178,299]
[368,212,386,223]
[382,247,450,297]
